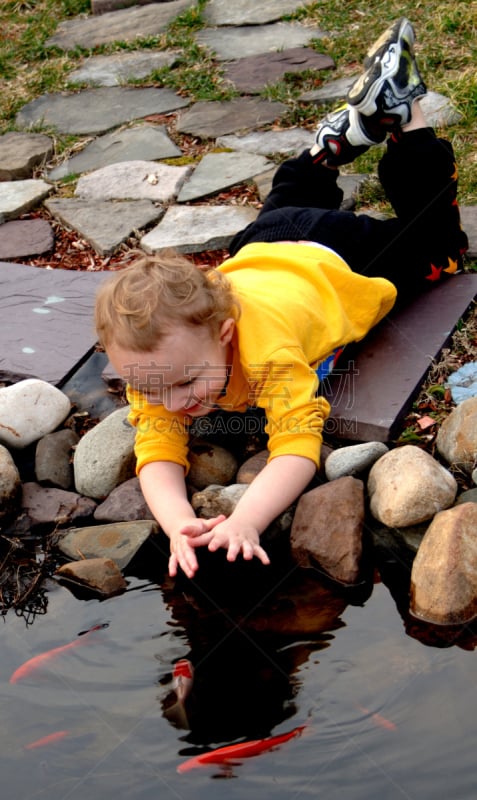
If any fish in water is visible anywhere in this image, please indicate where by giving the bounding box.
[9,623,108,684]
[177,724,306,773]
[173,658,194,703]
[356,704,397,731]
[24,731,69,750]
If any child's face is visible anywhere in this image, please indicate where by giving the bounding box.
[107,319,235,417]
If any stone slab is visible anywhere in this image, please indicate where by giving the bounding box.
[75,160,191,203]
[460,206,477,259]
[196,22,327,61]
[223,48,335,94]
[0,261,109,385]
[176,98,288,139]
[15,87,189,136]
[92,0,159,14]
[45,0,195,49]
[44,198,164,255]
[177,152,271,202]
[0,218,54,260]
[204,0,317,27]
[48,125,182,181]
[0,179,52,222]
[420,91,463,128]
[0,133,54,182]
[322,274,477,443]
[140,204,258,254]
[68,50,179,87]
[299,75,357,104]
[217,128,315,155]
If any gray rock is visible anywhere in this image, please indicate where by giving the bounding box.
[35,428,79,490]
[420,91,463,128]
[68,50,178,87]
[176,98,288,139]
[456,488,477,506]
[216,128,315,156]
[299,75,357,104]
[196,22,327,61]
[460,206,477,258]
[56,557,127,596]
[0,445,21,521]
[222,48,335,94]
[0,379,71,449]
[435,396,477,473]
[48,125,182,181]
[191,483,248,517]
[446,361,477,403]
[73,406,136,499]
[75,160,191,202]
[16,87,189,136]
[236,449,269,483]
[0,132,54,181]
[0,179,51,222]
[94,476,155,521]
[204,0,309,26]
[0,218,54,259]
[45,198,164,255]
[187,440,238,490]
[473,467,477,486]
[325,441,389,481]
[21,481,97,530]
[140,204,257,254]
[290,476,365,585]
[410,503,477,625]
[45,0,195,49]
[57,519,158,569]
[368,445,458,527]
[177,152,271,202]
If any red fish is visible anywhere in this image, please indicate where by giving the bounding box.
[177,724,306,773]
[173,658,194,704]
[9,623,108,684]
[24,731,69,750]
[356,704,397,731]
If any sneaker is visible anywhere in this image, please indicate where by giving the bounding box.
[348,17,427,128]
[311,104,385,166]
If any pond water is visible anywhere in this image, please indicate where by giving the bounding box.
[1,540,476,800]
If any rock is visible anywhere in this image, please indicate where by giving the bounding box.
[435,396,477,473]
[75,160,192,203]
[21,482,97,531]
[420,91,463,128]
[222,47,334,95]
[176,98,288,139]
[0,132,54,181]
[68,50,178,88]
[0,218,54,259]
[473,467,477,486]
[0,179,52,222]
[446,361,477,403]
[236,449,269,483]
[56,557,127,596]
[368,445,458,527]
[57,520,158,570]
[410,503,477,625]
[324,441,389,481]
[0,445,21,520]
[187,440,238,490]
[456,488,477,506]
[191,483,248,517]
[203,0,308,26]
[177,152,272,203]
[35,428,79,490]
[216,129,315,156]
[94,476,155,521]
[73,406,136,499]
[290,476,365,585]
[299,75,356,104]
[0,379,71,449]
[196,22,326,62]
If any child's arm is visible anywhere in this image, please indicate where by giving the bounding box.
[181,454,316,563]
[139,461,225,578]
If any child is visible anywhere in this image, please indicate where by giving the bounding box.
[95,18,468,579]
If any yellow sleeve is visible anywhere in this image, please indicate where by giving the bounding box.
[250,348,330,467]
[126,387,191,474]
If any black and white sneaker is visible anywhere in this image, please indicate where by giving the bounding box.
[310,104,385,166]
[347,17,427,128]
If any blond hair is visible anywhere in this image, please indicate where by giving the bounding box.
[95,250,240,352]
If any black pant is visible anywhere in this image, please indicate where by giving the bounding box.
[229,128,469,302]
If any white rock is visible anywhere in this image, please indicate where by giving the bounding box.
[367,445,458,527]
[73,406,136,499]
[0,379,71,449]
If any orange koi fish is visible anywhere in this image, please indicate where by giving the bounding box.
[177,724,306,773]
[24,731,69,750]
[356,704,397,731]
[9,623,108,684]
[173,658,194,704]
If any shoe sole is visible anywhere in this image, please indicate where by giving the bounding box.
[347,18,415,115]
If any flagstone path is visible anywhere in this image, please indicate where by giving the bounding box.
[0,0,476,442]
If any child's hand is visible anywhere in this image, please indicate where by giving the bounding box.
[169,515,226,578]
[203,518,271,566]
